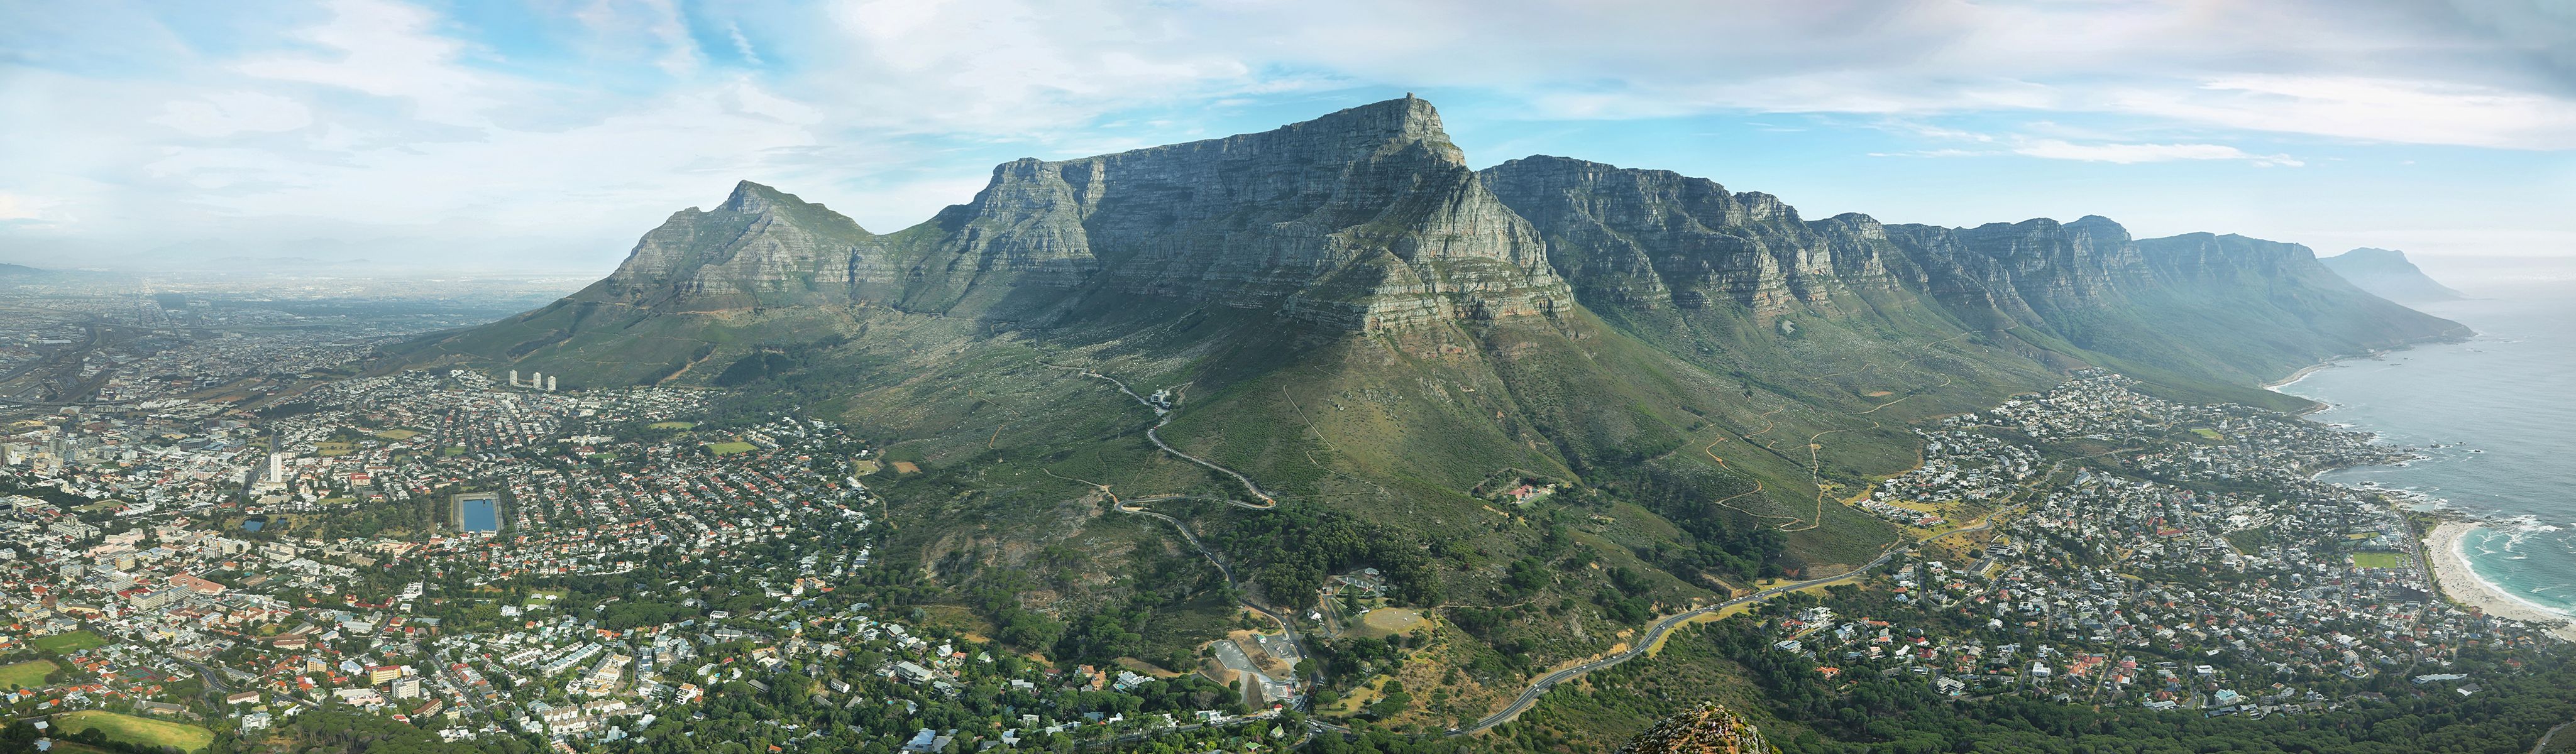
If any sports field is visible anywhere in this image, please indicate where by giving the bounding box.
[0,658,57,689]
[32,630,106,653]
[53,711,214,753]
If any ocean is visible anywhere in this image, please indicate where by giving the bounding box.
[2274,281,2576,619]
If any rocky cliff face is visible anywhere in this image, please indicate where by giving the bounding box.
[909,97,1569,329]
[587,97,1569,331]
[587,182,888,310]
[540,96,2459,381]
[1477,155,2184,323]
[1874,214,2153,324]
[1479,155,1898,314]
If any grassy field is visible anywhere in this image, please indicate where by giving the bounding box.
[443,446,468,456]
[52,711,214,753]
[33,630,106,653]
[705,441,758,456]
[2352,552,2410,569]
[315,441,356,457]
[373,429,419,440]
[648,421,697,430]
[1356,608,1429,638]
[0,658,58,689]
[2189,427,2225,440]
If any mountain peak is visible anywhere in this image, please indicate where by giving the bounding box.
[721,180,790,213]
[1276,96,1461,164]
[2338,246,2409,263]
[2321,246,2463,301]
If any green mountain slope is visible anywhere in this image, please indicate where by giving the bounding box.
[385,97,2467,684]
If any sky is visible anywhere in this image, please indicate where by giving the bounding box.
[2,0,2572,275]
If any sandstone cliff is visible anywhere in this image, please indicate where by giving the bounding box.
[585,181,888,311]
[585,97,1570,331]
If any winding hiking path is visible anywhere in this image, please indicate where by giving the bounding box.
[1052,362,1276,507]
[1040,360,1311,688]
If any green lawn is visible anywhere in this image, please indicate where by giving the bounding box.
[0,658,57,689]
[2351,552,2409,569]
[705,441,757,456]
[373,429,420,440]
[443,446,469,456]
[648,421,697,430]
[32,630,106,653]
[52,711,214,753]
[2188,427,2224,440]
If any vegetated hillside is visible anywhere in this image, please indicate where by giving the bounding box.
[2318,246,2467,303]
[387,97,2466,687]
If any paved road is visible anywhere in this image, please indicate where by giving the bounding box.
[1115,500,1316,684]
[2533,720,2573,754]
[1448,456,2096,735]
[1054,363,1275,506]
[1455,544,1909,735]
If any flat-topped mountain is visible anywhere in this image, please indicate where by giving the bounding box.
[566,97,1565,331]
[390,99,2466,677]
[2320,246,2465,302]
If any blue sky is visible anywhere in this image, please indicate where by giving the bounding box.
[2,0,2572,275]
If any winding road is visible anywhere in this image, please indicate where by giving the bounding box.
[1453,543,1910,735]
[1055,363,1276,507]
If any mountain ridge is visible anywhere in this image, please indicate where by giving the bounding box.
[2319,246,2465,302]
[386,98,2469,665]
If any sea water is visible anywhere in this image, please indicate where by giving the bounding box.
[2275,283,2576,618]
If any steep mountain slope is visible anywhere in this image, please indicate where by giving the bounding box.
[1477,155,2467,401]
[390,97,2468,686]
[2320,246,2466,302]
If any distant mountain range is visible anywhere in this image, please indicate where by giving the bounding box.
[2320,247,2465,302]
[392,97,2465,600]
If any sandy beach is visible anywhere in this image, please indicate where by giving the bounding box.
[2264,361,2333,390]
[2426,522,2576,640]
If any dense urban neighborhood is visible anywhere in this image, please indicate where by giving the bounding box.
[1,290,2565,754]
[1739,374,2553,718]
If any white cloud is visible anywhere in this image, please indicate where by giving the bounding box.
[2012,139,2304,167]
[727,23,764,67]
[152,91,314,137]
[1174,0,2576,150]
[2105,75,2576,150]
[3,0,2570,269]
[0,193,65,224]
[234,0,500,125]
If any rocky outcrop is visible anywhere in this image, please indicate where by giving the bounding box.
[910,96,1569,329]
[587,182,888,310]
[1480,155,1899,314]
[1619,702,1771,754]
[552,96,2460,374]
[2319,247,2465,302]
[1874,215,2153,325]
[587,98,1568,331]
